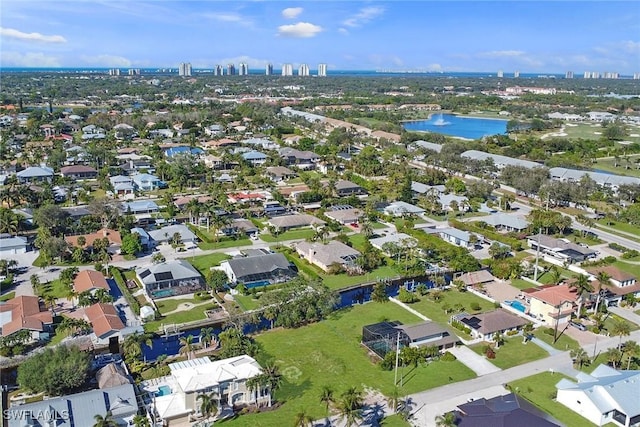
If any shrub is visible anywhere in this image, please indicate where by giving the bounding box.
[440,351,457,362]
[398,288,419,304]
[470,302,481,311]
[622,250,639,259]
[506,330,519,336]
[543,327,555,336]
[484,346,496,359]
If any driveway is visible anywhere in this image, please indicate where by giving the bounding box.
[447,346,501,376]
[484,281,521,302]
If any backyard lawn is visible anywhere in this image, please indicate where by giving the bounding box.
[234,294,261,311]
[260,228,316,242]
[154,297,201,314]
[39,279,71,299]
[469,336,548,369]
[143,303,217,333]
[508,372,598,426]
[408,290,497,326]
[186,252,232,275]
[222,302,475,427]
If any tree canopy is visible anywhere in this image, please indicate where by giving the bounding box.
[18,345,90,395]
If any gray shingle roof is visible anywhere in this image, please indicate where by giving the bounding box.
[226,253,293,279]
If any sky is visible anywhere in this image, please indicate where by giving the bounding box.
[1,1,639,74]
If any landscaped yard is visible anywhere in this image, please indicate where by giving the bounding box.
[533,328,580,351]
[154,297,201,315]
[408,290,497,326]
[0,291,15,301]
[39,279,71,299]
[508,372,597,426]
[469,336,548,369]
[260,228,316,242]
[222,302,476,427]
[143,303,217,332]
[186,252,232,275]
[234,293,261,311]
[199,238,252,251]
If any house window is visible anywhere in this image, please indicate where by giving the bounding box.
[234,382,239,391]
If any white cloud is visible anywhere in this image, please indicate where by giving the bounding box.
[0,27,66,43]
[343,6,384,28]
[81,54,132,67]
[1,51,61,67]
[203,12,253,27]
[426,64,444,72]
[338,28,349,35]
[277,22,322,38]
[282,7,303,19]
[478,50,525,58]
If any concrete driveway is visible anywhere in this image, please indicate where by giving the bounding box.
[447,346,501,376]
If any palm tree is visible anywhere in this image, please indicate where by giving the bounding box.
[293,409,313,427]
[262,362,282,406]
[337,387,363,427]
[492,332,505,349]
[360,218,373,238]
[319,385,335,417]
[621,340,640,370]
[197,393,218,421]
[199,327,216,348]
[570,347,591,369]
[93,411,118,427]
[569,274,593,319]
[179,334,197,359]
[132,414,150,427]
[123,331,153,361]
[611,319,631,349]
[593,271,611,314]
[606,347,622,369]
[44,294,57,315]
[435,411,457,427]
[549,266,562,286]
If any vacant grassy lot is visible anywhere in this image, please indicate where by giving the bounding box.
[470,337,548,369]
[408,290,497,326]
[221,302,475,427]
[186,252,232,275]
[260,228,316,242]
[508,372,597,426]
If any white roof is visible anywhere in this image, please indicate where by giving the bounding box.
[384,201,425,215]
[169,355,263,393]
[477,213,529,230]
[462,150,542,169]
[369,233,417,250]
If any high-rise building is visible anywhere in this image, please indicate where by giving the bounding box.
[634,73,640,80]
[298,64,310,77]
[317,63,327,77]
[179,62,192,76]
[265,64,273,75]
[565,71,574,79]
[281,63,293,76]
[108,68,120,76]
[239,63,249,76]
[227,64,236,76]
[214,65,223,76]
[128,68,140,76]
[513,70,520,78]
[497,70,504,78]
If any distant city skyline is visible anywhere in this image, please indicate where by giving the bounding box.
[1,1,638,74]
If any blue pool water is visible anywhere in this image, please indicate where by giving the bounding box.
[506,300,526,312]
[152,289,175,299]
[156,385,172,396]
[403,114,507,139]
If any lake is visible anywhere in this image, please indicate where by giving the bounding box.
[403,113,508,139]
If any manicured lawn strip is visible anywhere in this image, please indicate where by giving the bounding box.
[601,314,638,332]
[508,372,597,426]
[371,221,388,230]
[612,261,640,278]
[381,415,411,427]
[221,303,475,427]
[322,265,400,290]
[39,279,70,299]
[260,228,316,242]
[185,253,232,275]
[599,219,640,236]
[408,290,497,325]
[143,303,216,332]
[199,238,252,250]
[469,337,548,369]
[234,294,260,311]
[154,297,200,314]
[533,328,580,351]
[0,291,16,301]
[122,269,141,288]
[510,279,537,290]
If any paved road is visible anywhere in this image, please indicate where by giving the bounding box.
[608,306,640,326]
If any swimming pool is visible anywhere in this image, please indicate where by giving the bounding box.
[152,289,175,299]
[156,385,172,396]
[505,300,526,312]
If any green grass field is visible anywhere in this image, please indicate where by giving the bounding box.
[260,228,316,242]
[199,238,252,251]
[185,252,232,275]
[592,156,640,178]
[533,328,581,351]
[143,303,217,332]
[470,337,548,369]
[221,302,476,427]
[408,290,497,326]
[508,372,597,426]
[0,291,16,301]
[154,297,201,315]
[234,294,261,311]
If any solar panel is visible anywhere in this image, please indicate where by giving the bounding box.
[139,270,151,279]
[154,272,173,281]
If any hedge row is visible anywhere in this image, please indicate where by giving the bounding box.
[109,267,141,315]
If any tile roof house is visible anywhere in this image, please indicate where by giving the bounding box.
[278,147,320,169]
[454,393,560,427]
[526,284,578,327]
[0,295,53,341]
[334,180,366,197]
[453,309,528,341]
[66,228,122,254]
[73,270,110,294]
[295,241,361,272]
[221,252,297,288]
[556,365,640,427]
[84,303,126,340]
[6,383,138,427]
[457,270,497,287]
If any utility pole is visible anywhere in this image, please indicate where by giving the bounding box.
[534,227,542,282]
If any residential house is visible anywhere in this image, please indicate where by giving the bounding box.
[81,124,107,140]
[266,166,296,182]
[131,227,151,248]
[278,147,320,170]
[228,192,269,205]
[221,252,297,287]
[295,240,361,272]
[148,224,197,246]
[84,302,126,341]
[452,309,528,341]
[66,228,122,254]
[324,208,363,225]
[383,201,425,217]
[118,156,155,175]
[226,219,259,237]
[0,295,53,342]
[369,233,418,254]
[457,270,497,287]
[0,235,28,254]
[334,180,366,197]
[371,130,401,143]
[476,213,529,233]
[527,234,596,263]
[413,140,443,153]
[267,214,325,231]
[586,266,640,306]
[432,227,478,249]
[73,270,110,294]
[243,137,278,150]
[201,138,238,149]
[141,355,270,426]
[411,181,446,197]
[136,260,204,299]
[454,393,561,427]
[113,123,137,139]
[16,166,54,184]
[60,165,98,180]
[110,175,135,196]
[164,146,204,159]
[203,154,224,170]
[556,364,640,427]
[362,321,459,358]
[438,193,469,212]
[204,124,224,136]
[241,150,268,166]
[526,284,578,326]
[6,383,138,427]
[132,173,165,191]
[121,200,160,215]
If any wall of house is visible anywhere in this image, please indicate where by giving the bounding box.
[529,299,572,325]
[556,389,609,426]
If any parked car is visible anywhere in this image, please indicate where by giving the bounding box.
[569,321,587,331]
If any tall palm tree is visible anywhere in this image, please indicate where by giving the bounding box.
[93,411,118,427]
[435,411,457,427]
[549,266,562,286]
[44,294,57,315]
[197,393,218,421]
[199,327,216,348]
[132,414,150,427]
[293,409,313,427]
[360,218,373,238]
[337,388,363,427]
[606,347,622,369]
[262,362,282,406]
[179,334,197,359]
[569,274,593,319]
[319,385,335,417]
[621,340,640,370]
[123,331,153,361]
[593,271,611,314]
[570,347,591,369]
[611,319,631,349]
